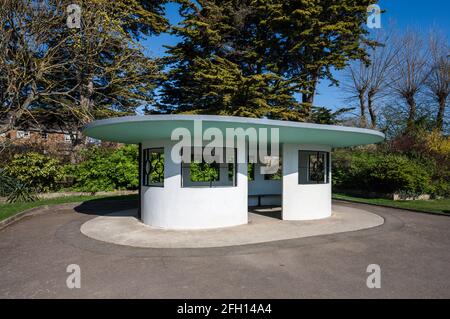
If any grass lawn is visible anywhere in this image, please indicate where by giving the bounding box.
[0,194,138,222]
[333,193,450,215]
[2,192,448,223]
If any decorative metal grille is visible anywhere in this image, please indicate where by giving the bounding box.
[142,148,164,187]
[299,151,330,184]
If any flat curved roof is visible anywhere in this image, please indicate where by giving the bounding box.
[83,115,385,147]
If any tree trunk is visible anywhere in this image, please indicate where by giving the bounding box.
[367,92,377,128]
[302,92,314,120]
[302,75,318,121]
[406,95,416,130]
[436,94,447,132]
[70,79,94,163]
[358,91,367,128]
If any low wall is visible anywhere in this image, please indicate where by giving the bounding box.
[335,189,431,201]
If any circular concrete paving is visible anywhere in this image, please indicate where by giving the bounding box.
[80,204,384,248]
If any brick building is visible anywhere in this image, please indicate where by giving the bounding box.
[0,127,101,156]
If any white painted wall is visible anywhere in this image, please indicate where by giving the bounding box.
[282,144,332,220]
[141,139,248,229]
[141,139,332,228]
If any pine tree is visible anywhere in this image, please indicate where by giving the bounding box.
[157,0,303,120]
[157,0,376,121]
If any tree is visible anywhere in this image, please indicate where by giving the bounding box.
[157,0,375,121]
[344,32,398,128]
[390,31,430,131]
[426,31,449,132]
[0,0,167,142]
[310,106,355,125]
[45,0,162,146]
[0,1,73,134]
[344,58,370,127]
[157,0,302,119]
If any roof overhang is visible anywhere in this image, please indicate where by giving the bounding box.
[82,115,385,148]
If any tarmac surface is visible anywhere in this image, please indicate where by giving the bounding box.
[0,199,449,298]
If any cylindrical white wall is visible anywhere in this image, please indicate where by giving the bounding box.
[282,144,332,220]
[141,139,248,230]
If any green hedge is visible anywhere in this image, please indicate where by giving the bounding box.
[332,151,434,196]
[2,145,447,200]
[2,152,64,192]
[0,146,139,195]
[65,145,139,192]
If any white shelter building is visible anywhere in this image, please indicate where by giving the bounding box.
[83,115,384,230]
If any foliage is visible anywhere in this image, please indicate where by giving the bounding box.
[0,0,166,140]
[190,162,220,182]
[310,107,355,125]
[384,127,450,196]
[156,0,374,119]
[4,182,37,203]
[332,150,434,196]
[2,153,63,193]
[0,170,37,203]
[424,130,450,160]
[65,145,139,192]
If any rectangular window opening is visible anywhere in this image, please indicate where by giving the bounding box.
[181,147,237,188]
[299,150,329,184]
[142,148,164,187]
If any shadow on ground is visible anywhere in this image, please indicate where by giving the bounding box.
[249,206,282,220]
[75,196,283,220]
[74,196,138,217]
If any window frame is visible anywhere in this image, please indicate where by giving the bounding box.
[181,147,237,188]
[298,150,330,185]
[142,147,165,187]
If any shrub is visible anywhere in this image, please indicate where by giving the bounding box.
[424,130,450,159]
[0,170,37,203]
[333,151,433,196]
[3,152,64,192]
[66,145,138,192]
[433,179,450,198]
[370,154,433,195]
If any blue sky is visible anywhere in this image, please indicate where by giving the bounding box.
[141,0,450,111]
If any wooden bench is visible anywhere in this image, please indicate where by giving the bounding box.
[249,194,281,207]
